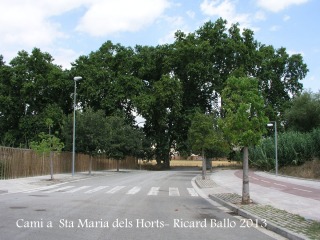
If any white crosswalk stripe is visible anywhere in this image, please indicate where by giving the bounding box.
[147,187,160,196]
[44,186,75,193]
[23,185,62,193]
[65,186,91,193]
[106,186,125,194]
[169,187,180,196]
[126,186,141,195]
[84,186,109,194]
[187,188,199,197]
[24,185,199,197]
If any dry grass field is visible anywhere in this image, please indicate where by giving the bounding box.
[139,159,241,168]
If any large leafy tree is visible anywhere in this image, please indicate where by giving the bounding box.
[71,41,143,124]
[135,73,182,167]
[219,76,268,204]
[256,46,308,123]
[0,48,70,147]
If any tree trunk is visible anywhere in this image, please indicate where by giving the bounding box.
[242,146,250,204]
[89,155,92,175]
[49,151,54,180]
[116,160,120,172]
[202,148,206,180]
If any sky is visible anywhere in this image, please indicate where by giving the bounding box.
[0,0,319,92]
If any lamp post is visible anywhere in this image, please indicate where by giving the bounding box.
[267,121,278,176]
[72,76,82,176]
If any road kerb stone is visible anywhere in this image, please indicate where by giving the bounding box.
[195,175,217,188]
[209,193,308,240]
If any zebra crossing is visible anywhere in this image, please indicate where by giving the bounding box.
[24,185,199,197]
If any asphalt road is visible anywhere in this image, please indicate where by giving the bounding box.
[0,168,280,240]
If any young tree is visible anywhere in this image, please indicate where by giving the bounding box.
[188,112,222,179]
[219,76,268,204]
[30,119,64,180]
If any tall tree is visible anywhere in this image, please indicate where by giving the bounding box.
[0,48,69,147]
[219,76,268,204]
[71,41,143,124]
[135,74,182,167]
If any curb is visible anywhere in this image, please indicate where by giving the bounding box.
[209,194,307,240]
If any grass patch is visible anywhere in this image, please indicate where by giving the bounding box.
[307,221,320,240]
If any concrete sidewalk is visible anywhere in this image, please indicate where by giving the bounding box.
[195,169,320,240]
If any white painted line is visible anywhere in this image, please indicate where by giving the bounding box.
[293,187,312,193]
[65,186,91,193]
[106,186,125,194]
[260,180,270,183]
[84,186,108,194]
[273,183,286,187]
[24,185,60,193]
[126,186,141,195]
[187,188,199,197]
[44,186,75,193]
[147,187,160,196]
[250,177,259,180]
[169,187,180,196]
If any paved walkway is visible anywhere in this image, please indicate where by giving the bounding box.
[195,169,320,240]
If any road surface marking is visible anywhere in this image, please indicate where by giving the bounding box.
[65,186,91,193]
[250,177,259,180]
[84,186,108,193]
[273,183,286,187]
[169,187,180,196]
[187,188,199,197]
[260,180,270,183]
[148,187,160,196]
[106,186,125,194]
[44,186,75,193]
[126,186,141,195]
[24,185,60,193]
[293,187,312,193]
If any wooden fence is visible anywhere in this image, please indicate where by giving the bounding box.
[0,146,138,179]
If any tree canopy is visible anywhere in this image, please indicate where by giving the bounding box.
[0,18,309,167]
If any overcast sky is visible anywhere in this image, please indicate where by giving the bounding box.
[1,0,319,92]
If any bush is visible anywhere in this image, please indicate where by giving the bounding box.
[310,128,320,158]
[250,129,317,170]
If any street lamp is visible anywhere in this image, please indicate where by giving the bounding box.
[72,76,82,176]
[267,121,278,176]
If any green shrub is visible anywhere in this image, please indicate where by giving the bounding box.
[250,129,317,170]
[310,128,320,158]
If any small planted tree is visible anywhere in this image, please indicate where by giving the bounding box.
[30,119,64,180]
[188,112,228,179]
[219,76,268,204]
